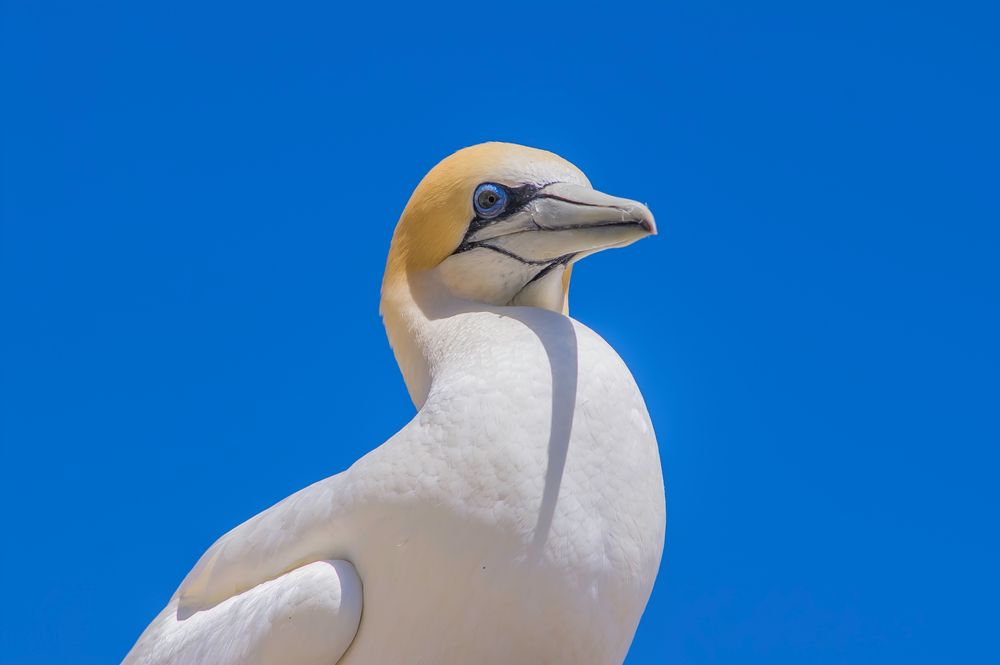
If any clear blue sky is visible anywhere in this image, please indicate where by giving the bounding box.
[1,1,997,663]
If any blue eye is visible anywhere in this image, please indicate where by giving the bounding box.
[473,183,508,218]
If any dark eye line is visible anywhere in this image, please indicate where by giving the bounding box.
[455,181,561,255]
[471,183,539,221]
[466,183,542,238]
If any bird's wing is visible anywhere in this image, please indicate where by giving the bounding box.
[176,466,364,613]
[123,559,362,665]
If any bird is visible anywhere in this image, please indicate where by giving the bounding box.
[123,142,666,665]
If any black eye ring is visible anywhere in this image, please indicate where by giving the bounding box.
[473,183,508,218]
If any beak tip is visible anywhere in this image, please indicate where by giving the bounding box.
[639,206,657,236]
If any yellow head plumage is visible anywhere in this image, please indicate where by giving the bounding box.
[382,141,653,317]
[379,141,655,405]
[383,142,589,284]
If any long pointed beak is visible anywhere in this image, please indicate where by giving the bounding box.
[530,182,656,235]
[461,182,656,263]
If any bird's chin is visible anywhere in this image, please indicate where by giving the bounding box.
[436,221,654,312]
[481,223,652,262]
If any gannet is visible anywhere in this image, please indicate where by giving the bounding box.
[123,142,666,665]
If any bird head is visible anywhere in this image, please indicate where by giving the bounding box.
[382,142,655,315]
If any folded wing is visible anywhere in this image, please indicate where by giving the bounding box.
[123,560,362,665]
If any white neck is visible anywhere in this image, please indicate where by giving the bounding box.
[380,271,462,409]
[380,269,569,409]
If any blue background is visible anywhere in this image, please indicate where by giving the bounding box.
[2,1,997,663]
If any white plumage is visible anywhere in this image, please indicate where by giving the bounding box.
[124,142,665,665]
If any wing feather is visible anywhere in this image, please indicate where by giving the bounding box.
[176,469,361,612]
[124,560,362,665]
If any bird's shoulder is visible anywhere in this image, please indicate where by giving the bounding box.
[173,422,422,612]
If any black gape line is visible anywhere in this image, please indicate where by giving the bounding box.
[454,181,641,259]
[499,253,573,306]
[526,254,573,285]
[505,254,574,305]
[460,183,545,245]
[454,183,575,300]
[453,180,637,304]
[475,242,574,267]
